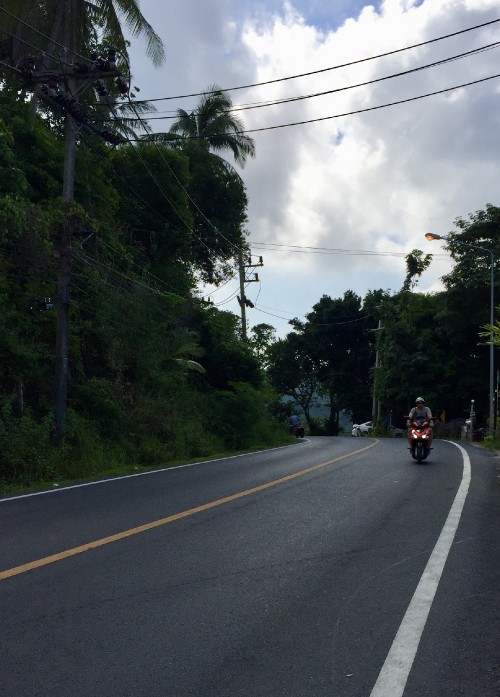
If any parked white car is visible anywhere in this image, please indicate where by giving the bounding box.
[352,421,373,436]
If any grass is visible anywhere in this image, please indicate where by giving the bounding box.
[0,434,295,498]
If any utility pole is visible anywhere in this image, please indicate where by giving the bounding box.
[237,251,263,341]
[8,6,127,445]
[371,320,382,424]
[52,111,76,444]
[18,48,126,444]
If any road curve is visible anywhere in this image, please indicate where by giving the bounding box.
[1,436,498,696]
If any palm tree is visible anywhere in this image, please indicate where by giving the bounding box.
[153,85,255,171]
[4,0,165,71]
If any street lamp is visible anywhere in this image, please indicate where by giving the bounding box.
[425,232,495,427]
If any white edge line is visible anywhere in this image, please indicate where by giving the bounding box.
[0,440,310,503]
[369,441,471,697]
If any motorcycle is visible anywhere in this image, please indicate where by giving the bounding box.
[407,417,432,462]
[290,422,305,438]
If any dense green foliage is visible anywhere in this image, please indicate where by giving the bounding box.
[0,90,287,492]
[265,213,500,434]
[2,4,499,489]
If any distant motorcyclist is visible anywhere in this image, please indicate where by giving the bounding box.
[288,413,304,438]
[407,397,434,448]
[288,414,300,434]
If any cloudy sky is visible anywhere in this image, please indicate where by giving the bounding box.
[127,0,500,337]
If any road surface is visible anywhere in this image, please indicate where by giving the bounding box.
[1,436,498,696]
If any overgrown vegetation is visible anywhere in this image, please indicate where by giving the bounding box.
[0,22,290,492]
[264,219,500,437]
[1,5,499,493]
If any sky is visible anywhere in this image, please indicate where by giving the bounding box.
[126,0,500,338]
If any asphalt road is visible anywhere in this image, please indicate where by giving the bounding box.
[1,437,498,696]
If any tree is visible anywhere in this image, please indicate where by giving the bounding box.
[437,204,500,423]
[183,147,249,283]
[249,323,277,367]
[1,0,165,445]
[299,291,374,429]
[195,307,263,391]
[375,292,444,416]
[109,141,195,279]
[442,205,500,291]
[3,1,165,72]
[145,86,256,284]
[402,250,433,292]
[266,333,323,427]
[165,85,255,170]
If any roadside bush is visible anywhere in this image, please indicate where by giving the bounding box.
[0,397,62,488]
[212,382,286,450]
[308,416,328,435]
[71,379,130,441]
[371,419,388,437]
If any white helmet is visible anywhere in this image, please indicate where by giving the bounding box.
[415,397,425,404]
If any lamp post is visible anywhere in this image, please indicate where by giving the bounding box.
[425,232,495,428]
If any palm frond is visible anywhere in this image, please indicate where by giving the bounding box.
[167,85,256,167]
[96,0,165,67]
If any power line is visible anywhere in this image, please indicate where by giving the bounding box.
[252,304,371,327]
[71,259,196,333]
[251,242,450,260]
[0,26,74,69]
[72,247,181,301]
[0,6,95,65]
[121,73,500,140]
[220,72,500,135]
[125,17,500,104]
[86,50,247,265]
[77,108,247,299]
[109,41,500,122]
[124,95,245,259]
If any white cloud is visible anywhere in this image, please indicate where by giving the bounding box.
[127,0,500,336]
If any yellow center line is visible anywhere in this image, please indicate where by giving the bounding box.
[1,441,378,581]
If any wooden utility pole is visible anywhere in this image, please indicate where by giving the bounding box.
[50,0,76,444]
[237,251,263,342]
[371,320,382,424]
[52,112,76,444]
[238,250,248,341]
[52,2,77,445]
[10,2,129,444]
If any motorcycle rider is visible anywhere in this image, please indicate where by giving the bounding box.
[288,413,300,434]
[407,397,434,449]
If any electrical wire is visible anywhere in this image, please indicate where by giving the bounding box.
[124,94,246,260]
[0,57,22,74]
[126,17,500,103]
[201,268,240,296]
[72,247,181,301]
[0,26,75,70]
[252,303,371,327]
[5,8,487,335]
[78,136,200,301]
[0,6,93,65]
[71,263,192,332]
[72,77,245,297]
[251,242,450,260]
[112,41,500,122]
[195,73,500,136]
[97,237,188,295]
